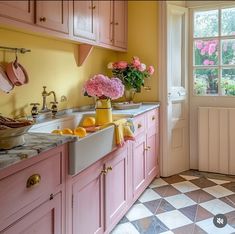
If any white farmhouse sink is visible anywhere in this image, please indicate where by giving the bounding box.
[29,112,131,175]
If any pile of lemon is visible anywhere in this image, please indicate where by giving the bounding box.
[51,117,95,138]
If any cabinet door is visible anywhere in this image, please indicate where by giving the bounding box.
[73,0,98,41]
[132,134,147,200]
[0,1,34,23]
[36,0,69,33]
[113,1,127,49]
[146,129,158,180]
[98,0,113,46]
[72,162,104,234]
[105,145,129,229]
[2,193,62,234]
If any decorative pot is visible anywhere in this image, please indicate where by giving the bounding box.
[95,99,112,125]
[124,88,136,103]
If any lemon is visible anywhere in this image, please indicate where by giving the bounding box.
[74,127,87,138]
[82,117,96,127]
[62,128,74,135]
[51,129,63,135]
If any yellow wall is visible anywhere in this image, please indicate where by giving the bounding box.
[118,1,159,103]
[0,28,118,117]
[0,1,158,117]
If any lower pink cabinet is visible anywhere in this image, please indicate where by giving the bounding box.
[71,144,130,234]
[2,192,62,234]
[0,145,67,234]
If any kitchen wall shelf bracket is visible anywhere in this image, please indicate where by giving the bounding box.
[0,46,31,54]
[78,44,93,66]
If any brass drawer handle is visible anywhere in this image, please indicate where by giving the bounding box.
[39,17,46,22]
[137,123,142,129]
[114,22,119,26]
[152,116,155,120]
[89,5,96,10]
[26,174,41,188]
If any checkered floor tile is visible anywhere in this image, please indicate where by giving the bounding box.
[111,171,235,234]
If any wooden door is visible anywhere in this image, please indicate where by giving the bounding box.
[2,193,62,234]
[105,145,128,229]
[0,1,34,23]
[113,1,127,49]
[73,0,97,41]
[72,162,104,234]
[98,1,113,46]
[160,4,189,176]
[132,134,146,200]
[36,0,69,33]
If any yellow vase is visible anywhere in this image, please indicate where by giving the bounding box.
[95,99,112,126]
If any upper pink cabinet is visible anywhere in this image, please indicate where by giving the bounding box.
[73,0,98,41]
[98,0,127,50]
[0,0,127,51]
[0,1,34,23]
[36,0,69,33]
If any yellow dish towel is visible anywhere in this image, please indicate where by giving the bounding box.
[112,119,135,147]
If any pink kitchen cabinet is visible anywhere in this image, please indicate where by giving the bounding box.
[71,144,130,234]
[132,108,160,200]
[35,0,69,33]
[98,0,127,50]
[72,161,104,234]
[73,0,98,41]
[0,145,67,234]
[0,1,34,23]
[104,144,129,233]
[2,192,62,234]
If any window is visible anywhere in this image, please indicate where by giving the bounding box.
[193,7,235,96]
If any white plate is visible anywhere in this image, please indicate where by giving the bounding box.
[112,102,142,110]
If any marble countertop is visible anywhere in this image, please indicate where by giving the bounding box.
[0,102,160,172]
[0,133,76,171]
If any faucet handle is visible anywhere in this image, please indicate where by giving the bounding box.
[50,101,58,118]
[30,103,40,120]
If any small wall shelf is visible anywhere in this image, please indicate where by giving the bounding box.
[78,44,93,66]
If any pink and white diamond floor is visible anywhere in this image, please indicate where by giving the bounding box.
[112,171,235,234]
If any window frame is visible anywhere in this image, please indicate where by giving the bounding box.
[190,4,235,97]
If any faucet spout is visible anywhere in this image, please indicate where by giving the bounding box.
[40,86,57,113]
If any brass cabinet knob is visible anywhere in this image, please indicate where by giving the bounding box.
[39,17,46,22]
[144,146,151,151]
[137,123,142,129]
[152,116,155,120]
[89,5,96,10]
[101,169,107,175]
[114,22,119,26]
[107,166,112,172]
[110,21,114,25]
[26,174,41,188]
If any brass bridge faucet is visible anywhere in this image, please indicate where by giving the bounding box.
[40,86,57,113]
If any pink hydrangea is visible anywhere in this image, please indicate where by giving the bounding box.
[208,43,216,56]
[196,41,203,50]
[138,63,146,72]
[84,74,124,100]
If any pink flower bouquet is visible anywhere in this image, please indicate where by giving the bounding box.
[83,74,124,100]
[108,56,154,92]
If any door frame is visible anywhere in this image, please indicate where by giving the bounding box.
[158,1,169,177]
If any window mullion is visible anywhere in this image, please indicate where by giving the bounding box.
[218,8,222,95]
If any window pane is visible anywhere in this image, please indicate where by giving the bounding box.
[221,69,235,96]
[194,10,218,38]
[194,40,218,66]
[221,8,235,36]
[194,69,218,95]
[222,39,235,65]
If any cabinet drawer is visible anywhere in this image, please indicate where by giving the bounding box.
[0,148,62,229]
[147,108,159,130]
[133,114,146,136]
